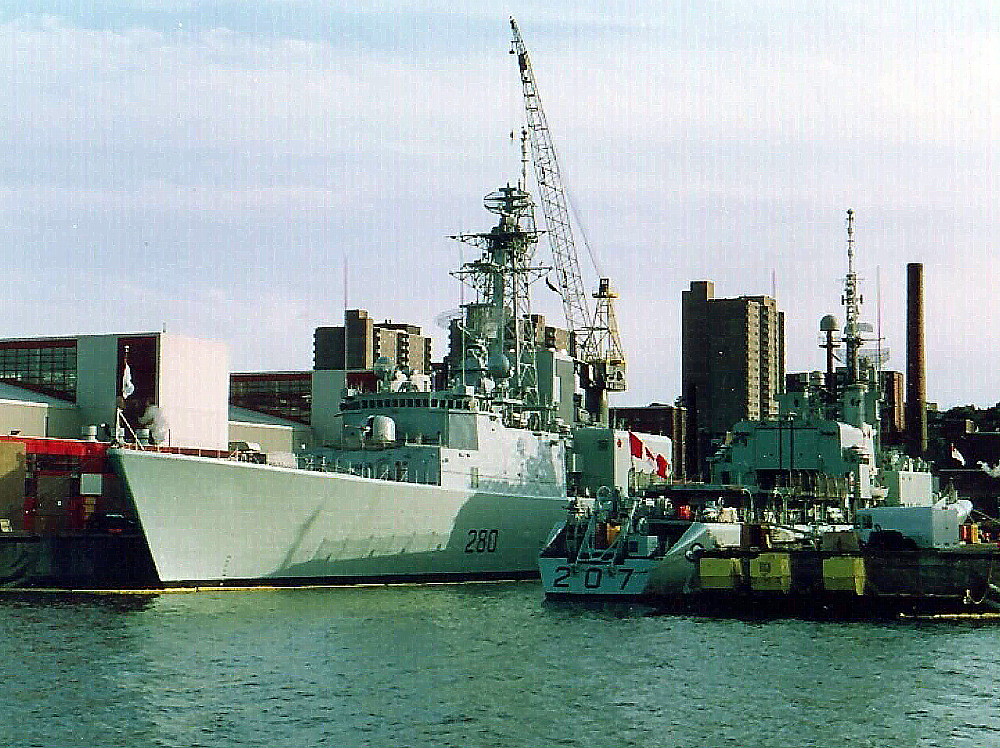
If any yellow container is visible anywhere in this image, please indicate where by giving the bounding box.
[822,556,866,595]
[970,524,980,544]
[699,557,742,590]
[749,552,792,593]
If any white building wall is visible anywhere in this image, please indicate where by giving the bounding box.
[0,383,82,439]
[0,401,49,437]
[158,334,229,450]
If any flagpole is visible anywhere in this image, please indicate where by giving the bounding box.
[118,344,143,448]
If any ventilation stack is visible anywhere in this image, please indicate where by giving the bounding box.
[905,262,927,457]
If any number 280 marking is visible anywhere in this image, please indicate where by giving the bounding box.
[465,529,499,553]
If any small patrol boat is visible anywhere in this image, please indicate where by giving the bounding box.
[539,490,743,599]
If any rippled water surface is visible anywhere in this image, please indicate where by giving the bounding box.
[1,582,999,747]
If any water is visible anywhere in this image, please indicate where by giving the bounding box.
[1,582,998,748]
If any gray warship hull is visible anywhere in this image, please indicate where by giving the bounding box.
[112,448,567,586]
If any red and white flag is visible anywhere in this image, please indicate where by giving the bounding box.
[628,432,671,479]
[629,431,643,459]
[656,454,671,479]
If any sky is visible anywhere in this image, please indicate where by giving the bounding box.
[1,1,998,409]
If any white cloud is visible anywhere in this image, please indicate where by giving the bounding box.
[1,7,999,407]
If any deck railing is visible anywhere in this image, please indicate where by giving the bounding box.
[114,442,440,484]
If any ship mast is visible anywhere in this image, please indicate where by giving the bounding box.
[450,184,549,424]
[842,208,862,384]
[837,208,882,444]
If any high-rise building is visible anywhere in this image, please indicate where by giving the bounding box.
[880,369,905,444]
[682,280,785,478]
[314,310,432,374]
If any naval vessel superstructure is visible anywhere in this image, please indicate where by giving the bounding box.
[105,183,664,587]
[539,210,950,602]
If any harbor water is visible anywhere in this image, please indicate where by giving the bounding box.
[2,582,999,747]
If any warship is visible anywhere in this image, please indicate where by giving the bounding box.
[99,178,670,587]
[0,177,665,589]
[0,20,672,589]
[540,210,977,605]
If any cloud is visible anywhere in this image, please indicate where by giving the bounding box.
[1,7,999,408]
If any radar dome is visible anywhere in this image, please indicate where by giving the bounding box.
[819,314,840,332]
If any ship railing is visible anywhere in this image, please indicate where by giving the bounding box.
[115,443,238,460]
[366,434,443,447]
[344,434,442,450]
[295,455,438,485]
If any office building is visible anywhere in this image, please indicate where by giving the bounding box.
[682,280,784,478]
[314,309,432,374]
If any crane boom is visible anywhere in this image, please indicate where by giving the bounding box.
[510,18,627,423]
[509,17,595,359]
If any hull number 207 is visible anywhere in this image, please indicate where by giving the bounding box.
[551,565,635,590]
[464,529,499,553]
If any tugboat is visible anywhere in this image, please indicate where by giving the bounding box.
[539,490,741,599]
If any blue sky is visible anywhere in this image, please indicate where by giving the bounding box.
[2,2,998,407]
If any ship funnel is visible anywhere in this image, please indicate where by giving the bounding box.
[905,262,927,457]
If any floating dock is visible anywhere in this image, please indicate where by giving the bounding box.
[690,541,1000,617]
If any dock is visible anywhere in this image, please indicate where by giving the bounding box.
[690,542,1000,616]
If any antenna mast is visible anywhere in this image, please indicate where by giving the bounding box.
[450,185,548,417]
[842,209,862,384]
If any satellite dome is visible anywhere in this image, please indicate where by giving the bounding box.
[819,314,840,332]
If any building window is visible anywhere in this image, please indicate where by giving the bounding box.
[0,340,77,400]
[230,372,312,424]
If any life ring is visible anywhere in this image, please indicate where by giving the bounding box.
[684,542,705,562]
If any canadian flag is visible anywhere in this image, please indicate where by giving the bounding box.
[656,454,670,479]
[629,431,643,459]
[628,432,671,479]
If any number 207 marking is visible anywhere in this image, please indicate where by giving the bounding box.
[464,529,499,553]
[552,566,634,591]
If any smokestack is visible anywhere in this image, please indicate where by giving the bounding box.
[905,262,927,457]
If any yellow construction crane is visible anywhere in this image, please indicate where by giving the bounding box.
[509,17,627,423]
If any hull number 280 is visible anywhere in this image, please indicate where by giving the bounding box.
[465,529,499,553]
